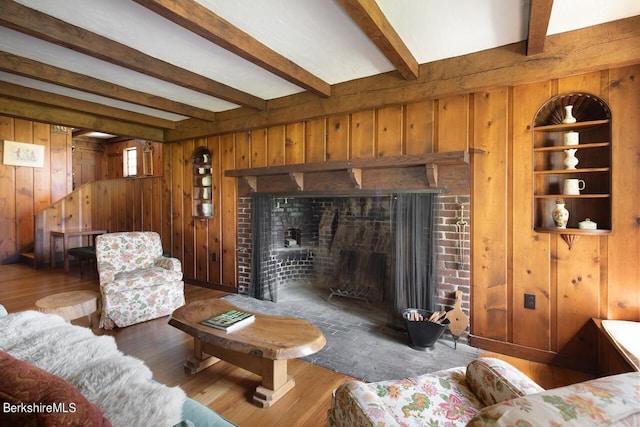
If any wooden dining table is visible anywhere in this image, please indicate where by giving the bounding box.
[169,299,326,408]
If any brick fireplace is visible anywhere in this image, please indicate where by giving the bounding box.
[236,193,470,334]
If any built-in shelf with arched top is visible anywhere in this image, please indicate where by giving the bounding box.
[192,147,213,218]
[532,92,612,247]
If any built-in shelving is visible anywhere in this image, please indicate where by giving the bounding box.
[532,93,612,247]
[193,147,213,218]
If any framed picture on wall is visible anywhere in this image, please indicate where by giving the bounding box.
[2,140,45,168]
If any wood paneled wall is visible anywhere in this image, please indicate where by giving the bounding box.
[470,66,640,368]
[1,66,638,369]
[0,118,72,263]
[161,65,639,367]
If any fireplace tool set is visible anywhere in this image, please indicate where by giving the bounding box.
[455,205,468,270]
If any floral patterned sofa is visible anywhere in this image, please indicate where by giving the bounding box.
[96,231,185,329]
[328,357,640,426]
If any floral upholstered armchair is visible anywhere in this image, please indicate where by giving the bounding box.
[96,231,185,329]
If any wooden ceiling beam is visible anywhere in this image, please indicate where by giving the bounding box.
[527,0,554,55]
[336,0,419,79]
[134,0,331,97]
[0,1,265,110]
[0,81,176,129]
[0,51,216,122]
[0,97,165,141]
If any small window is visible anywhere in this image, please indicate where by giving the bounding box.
[124,147,137,177]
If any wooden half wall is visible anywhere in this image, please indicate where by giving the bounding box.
[34,177,166,269]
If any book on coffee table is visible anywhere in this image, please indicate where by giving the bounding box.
[201,309,255,333]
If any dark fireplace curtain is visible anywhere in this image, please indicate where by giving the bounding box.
[390,193,437,328]
[250,194,274,301]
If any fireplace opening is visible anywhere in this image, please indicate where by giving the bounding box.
[242,192,469,330]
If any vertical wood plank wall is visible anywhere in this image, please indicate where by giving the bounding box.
[0,120,72,263]
[1,65,638,366]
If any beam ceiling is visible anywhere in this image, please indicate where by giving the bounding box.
[0,0,638,142]
[336,0,419,79]
[133,0,331,97]
[0,1,265,110]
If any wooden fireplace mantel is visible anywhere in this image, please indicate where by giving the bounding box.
[225,150,476,195]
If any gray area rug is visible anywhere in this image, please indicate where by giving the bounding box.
[223,284,479,382]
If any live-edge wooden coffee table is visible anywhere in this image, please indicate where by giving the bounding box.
[169,299,326,408]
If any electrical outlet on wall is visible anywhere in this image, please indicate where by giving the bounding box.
[524,293,536,310]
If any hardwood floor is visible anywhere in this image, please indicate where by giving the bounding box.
[0,264,594,426]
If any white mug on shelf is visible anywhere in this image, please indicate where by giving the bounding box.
[198,167,206,174]
[564,131,579,146]
[563,178,585,195]
[201,203,213,216]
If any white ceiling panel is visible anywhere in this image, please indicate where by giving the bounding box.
[0,72,188,121]
[195,0,395,84]
[14,0,305,99]
[0,27,238,112]
[548,0,640,35]
[377,0,529,63]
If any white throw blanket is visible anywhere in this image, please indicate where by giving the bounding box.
[0,311,185,427]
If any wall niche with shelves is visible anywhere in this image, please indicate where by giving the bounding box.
[192,147,213,218]
[533,93,611,236]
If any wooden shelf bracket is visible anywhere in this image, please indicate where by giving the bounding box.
[289,172,304,191]
[561,233,580,250]
[425,164,438,187]
[347,168,362,189]
[244,176,257,192]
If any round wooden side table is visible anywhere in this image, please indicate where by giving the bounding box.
[35,290,99,327]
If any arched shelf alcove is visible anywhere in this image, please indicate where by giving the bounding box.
[532,92,612,246]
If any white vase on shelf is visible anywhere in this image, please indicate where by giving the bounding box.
[564,148,578,169]
[562,105,576,124]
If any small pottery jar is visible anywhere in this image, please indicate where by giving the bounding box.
[552,201,569,229]
[562,105,576,124]
[578,218,597,230]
